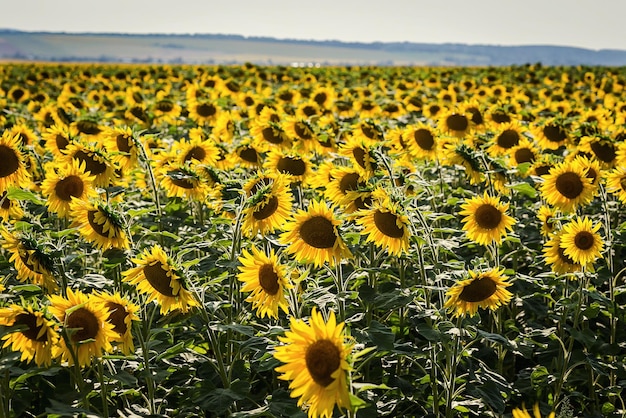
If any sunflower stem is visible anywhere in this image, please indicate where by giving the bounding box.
[97,359,110,417]
[445,316,464,418]
[135,321,156,415]
[135,135,163,246]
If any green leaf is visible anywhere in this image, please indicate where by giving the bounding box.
[510,182,537,198]
[366,321,395,351]
[6,188,45,205]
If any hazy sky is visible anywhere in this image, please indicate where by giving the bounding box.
[2,0,625,50]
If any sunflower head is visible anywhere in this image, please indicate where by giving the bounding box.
[444,268,513,318]
[459,192,516,246]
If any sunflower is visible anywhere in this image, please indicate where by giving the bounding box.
[487,122,527,157]
[1,229,58,292]
[69,199,130,250]
[172,135,220,168]
[403,122,440,161]
[102,126,141,172]
[507,137,539,171]
[512,404,555,418]
[41,124,77,158]
[459,192,516,246]
[152,97,182,125]
[274,308,353,418]
[237,246,292,319]
[570,154,602,194]
[159,163,210,201]
[0,303,59,367]
[539,160,594,213]
[354,191,410,256]
[443,140,484,185]
[532,117,570,151]
[338,136,379,179]
[41,160,97,218]
[93,291,140,355]
[537,205,558,237]
[606,166,626,204]
[543,230,583,275]
[279,200,352,267]
[263,149,312,185]
[282,117,318,153]
[0,130,30,192]
[0,190,24,221]
[559,216,604,267]
[444,268,513,318]
[438,108,472,138]
[48,288,116,367]
[241,176,293,238]
[123,245,198,315]
[63,143,116,188]
[323,167,368,208]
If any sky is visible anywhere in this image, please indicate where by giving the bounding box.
[2,0,626,51]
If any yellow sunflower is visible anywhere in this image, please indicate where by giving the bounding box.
[443,140,484,185]
[263,149,312,185]
[323,167,368,208]
[41,160,97,218]
[41,124,77,159]
[63,143,116,188]
[338,136,379,179]
[0,190,24,221]
[241,176,293,238]
[543,230,583,275]
[444,268,513,318]
[237,246,292,319]
[559,216,604,267]
[537,205,558,237]
[539,160,594,213]
[0,130,31,192]
[48,288,116,367]
[487,122,527,157]
[102,126,141,172]
[512,404,555,418]
[0,303,59,367]
[1,229,58,292]
[459,192,516,246]
[69,199,130,250]
[403,122,440,161]
[274,308,353,418]
[354,192,410,256]
[93,291,140,355]
[159,163,210,201]
[123,245,198,315]
[279,200,352,268]
[437,108,472,138]
[606,166,626,204]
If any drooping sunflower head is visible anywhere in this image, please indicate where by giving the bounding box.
[103,126,141,171]
[93,291,140,355]
[241,175,293,238]
[355,192,410,256]
[459,192,516,246]
[69,199,130,250]
[537,205,558,237]
[237,246,292,319]
[274,308,353,418]
[444,268,513,318]
[605,166,626,204]
[443,140,484,185]
[63,142,116,188]
[543,230,583,276]
[0,303,59,367]
[123,245,198,315]
[0,130,31,192]
[279,200,352,267]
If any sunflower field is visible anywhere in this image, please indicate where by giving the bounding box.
[0,62,626,418]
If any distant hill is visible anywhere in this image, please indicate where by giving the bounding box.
[1,29,626,66]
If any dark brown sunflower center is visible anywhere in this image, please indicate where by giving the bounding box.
[446,114,469,132]
[414,129,435,150]
[354,195,372,210]
[458,276,497,302]
[301,105,317,117]
[87,210,108,237]
[514,148,535,164]
[339,173,362,194]
[467,107,483,125]
[305,339,341,387]
[15,313,48,342]
[555,172,584,199]
[66,307,99,343]
[116,134,132,153]
[313,92,327,106]
[184,146,207,162]
[130,106,149,122]
[620,177,626,191]
[543,125,567,143]
[491,112,511,124]
[294,122,313,140]
[258,263,280,295]
[76,120,102,135]
[253,196,279,220]
[239,147,258,163]
[170,175,195,189]
[574,231,595,250]
[105,302,128,334]
[585,167,598,183]
[55,175,84,201]
[590,141,616,163]
[73,150,107,175]
[1,192,10,209]
[474,204,502,230]
[557,247,577,265]
[0,145,20,178]
[196,103,217,118]
[143,261,175,296]
[497,130,520,149]
[55,134,70,151]
[361,125,380,140]
[262,127,285,144]
[373,210,404,238]
[534,165,552,177]
[277,157,306,176]
[156,100,174,112]
[300,216,337,249]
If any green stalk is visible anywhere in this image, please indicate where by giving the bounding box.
[97,360,109,417]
